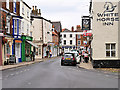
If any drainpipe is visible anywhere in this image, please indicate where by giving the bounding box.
[0,37,2,65]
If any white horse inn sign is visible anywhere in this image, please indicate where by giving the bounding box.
[96,2,119,26]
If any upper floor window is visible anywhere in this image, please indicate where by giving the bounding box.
[14,19,17,34]
[70,34,72,38]
[64,40,66,45]
[27,24,29,35]
[78,35,80,39]
[13,0,16,13]
[6,0,9,9]
[30,32,32,37]
[19,20,21,34]
[22,5,24,15]
[22,21,24,33]
[64,34,66,38]
[78,40,81,45]
[27,10,29,18]
[106,43,116,57]
[70,40,72,45]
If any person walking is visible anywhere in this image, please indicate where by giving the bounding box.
[49,50,52,58]
[84,51,89,63]
[46,49,49,58]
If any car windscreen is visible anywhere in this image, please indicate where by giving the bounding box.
[64,54,73,58]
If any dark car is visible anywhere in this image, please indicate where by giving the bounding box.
[61,53,76,66]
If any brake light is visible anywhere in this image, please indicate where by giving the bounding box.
[73,58,75,60]
[62,57,64,60]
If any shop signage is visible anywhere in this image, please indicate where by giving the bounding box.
[97,2,119,26]
[0,33,4,36]
[82,19,91,30]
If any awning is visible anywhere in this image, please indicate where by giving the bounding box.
[26,40,38,48]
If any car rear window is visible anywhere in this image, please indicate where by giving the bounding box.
[64,54,73,58]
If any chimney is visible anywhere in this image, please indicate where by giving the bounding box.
[77,25,81,30]
[35,6,37,10]
[71,26,74,32]
[32,6,34,10]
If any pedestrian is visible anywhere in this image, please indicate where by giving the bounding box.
[84,51,89,63]
[32,51,35,61]
[49,50,52,58]
[46,49,49,58]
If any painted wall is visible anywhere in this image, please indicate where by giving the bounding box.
[20,0,31,36]
[43,20,52,44]
[92,1,119,60]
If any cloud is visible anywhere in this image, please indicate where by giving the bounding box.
[24,0,90,29]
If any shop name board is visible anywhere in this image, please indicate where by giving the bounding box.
[97,2,119,26]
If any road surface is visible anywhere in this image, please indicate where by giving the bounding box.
[2,57,118,88]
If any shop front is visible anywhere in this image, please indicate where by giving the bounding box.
[21,35,37,62]
[21,35,33,62]
[12,39,22,63]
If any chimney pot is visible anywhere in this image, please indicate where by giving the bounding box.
[32,6,34,10]
[71,26,74,32]
[35,6,37,10]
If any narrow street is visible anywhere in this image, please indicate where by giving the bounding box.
[2,57,118,88]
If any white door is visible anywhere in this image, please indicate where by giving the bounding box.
[15,43,20,63]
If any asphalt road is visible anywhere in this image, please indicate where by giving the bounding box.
[2,57,118,88]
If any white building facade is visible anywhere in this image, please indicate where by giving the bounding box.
[91,0,120,68]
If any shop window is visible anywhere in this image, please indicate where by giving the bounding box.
[36,48,38,55]
[106,43,116,57]
[6,43,10,55]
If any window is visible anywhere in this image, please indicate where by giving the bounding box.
[106,43,116,57]
[13,0,16,13]
[64,40,66,45]
[30,32,32,36]
[22,21,24,33]
[39,48,41,55]
[64,34,66,38]
[27,10,29,18]
[22,5,24,15]
[78,40,81,45]
[14,19,17,34]
[6,0,9,9]
[6,43,10,55]
[78,35,80,39]
[19,20,21,34]
[70,34,72,38]
[70,40,72,45]
[27,24,29,35]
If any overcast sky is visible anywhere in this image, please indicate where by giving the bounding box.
[24,0,90,30]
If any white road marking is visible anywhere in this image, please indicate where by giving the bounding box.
[10,74,14,76]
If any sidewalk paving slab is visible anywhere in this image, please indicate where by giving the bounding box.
[0,56,59,71]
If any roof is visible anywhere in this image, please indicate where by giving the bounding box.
[52,21,62,32]
[62,28,71,32]
[52,32,58,36]
[31,16,52,23]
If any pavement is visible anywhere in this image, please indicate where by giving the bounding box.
[77,57,93,70]
[0,57,57,71]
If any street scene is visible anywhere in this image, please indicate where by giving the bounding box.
[0,0,120,89]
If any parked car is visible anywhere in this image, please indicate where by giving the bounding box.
[61,53,77,66]
[70,50,80,64]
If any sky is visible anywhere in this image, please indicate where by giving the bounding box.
[24,0,90,30]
